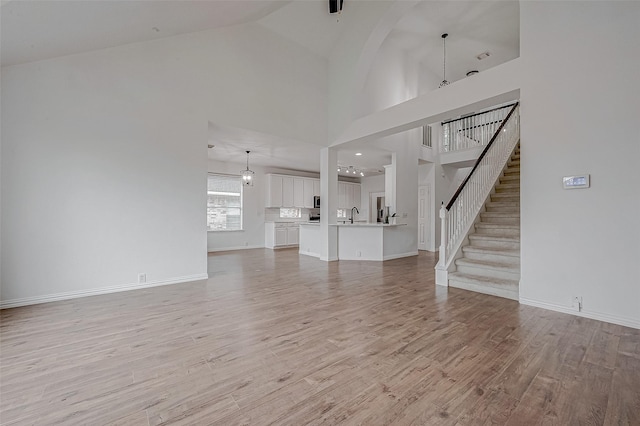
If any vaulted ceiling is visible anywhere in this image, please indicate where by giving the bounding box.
[2,0,520,175]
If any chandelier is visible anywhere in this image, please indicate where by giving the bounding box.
[241,150,255,186]
[439,33,450,88]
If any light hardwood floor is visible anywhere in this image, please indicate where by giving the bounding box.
[1,249,638,425]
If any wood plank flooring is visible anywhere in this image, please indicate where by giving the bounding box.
[1,249,638,425]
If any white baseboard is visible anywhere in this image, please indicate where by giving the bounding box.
[320,256,339,262]
[299,250,321,259]
[520,297,640,330]
[208,245,263,252]
[383,251,419,261]
[0,273,209,309]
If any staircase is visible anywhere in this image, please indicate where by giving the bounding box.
[448,144,520,300]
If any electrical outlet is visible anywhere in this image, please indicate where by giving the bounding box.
[571,296,583,312]
[356,250,361,257]
[138,273,146,284]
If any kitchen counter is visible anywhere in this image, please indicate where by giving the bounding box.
[300,222,405,227]
[332,222,406,227]
[299,222,416,261]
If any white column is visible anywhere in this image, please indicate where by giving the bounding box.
[384,152,397,212]
[320,147,338,261]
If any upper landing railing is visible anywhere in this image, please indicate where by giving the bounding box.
[441,103,517,153]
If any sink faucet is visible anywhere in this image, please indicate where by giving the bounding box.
[350,207,360,224]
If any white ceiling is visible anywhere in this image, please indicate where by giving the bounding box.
[0,0,290,66]
[257,1,351,59]
[2,0,519,176]
[386,1,520,85]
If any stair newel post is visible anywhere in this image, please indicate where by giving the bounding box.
[435,202,449,286]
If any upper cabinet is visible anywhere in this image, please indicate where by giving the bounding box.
[293,178,305,207]
[267,175,284,207]
[267,174,360,209]
[282,176,294,207]
[338,182,361,210]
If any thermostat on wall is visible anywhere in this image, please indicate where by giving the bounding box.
[563,174,590,189]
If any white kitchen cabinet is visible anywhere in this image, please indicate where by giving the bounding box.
[282,176,294,207]
[274,227,287,246]
[267,175,283,208]
[293,178,305,208]
[287,226,299,245]
[353,185,361,210]
[303,179,314,208]
[265,222,300,249]
[313,180,320,197]
[338,182,347,208]
[337,182,361,210]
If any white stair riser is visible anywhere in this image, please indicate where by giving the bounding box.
[449,280,519,301]
[485,206,519,213]
[456,263,520,281]
[495,187,519,193]
[485,201,519,208]
[468,237,520,250]
[500,177,520,184]
[462,250,520,265]
[480,217,519,225]
[491,193,520,203]
[500,173,520,182]
[474,227,520,237]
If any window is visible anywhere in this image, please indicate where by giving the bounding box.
[337,209,348,219]
[207,174,242,231]
[279,208,301,219]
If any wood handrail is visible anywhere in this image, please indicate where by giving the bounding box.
[441,102,517,126]
[446,102,519,211]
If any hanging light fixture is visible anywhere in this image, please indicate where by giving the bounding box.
[338,165,365,177]
[439,33,450,88]
[241,150,255,186]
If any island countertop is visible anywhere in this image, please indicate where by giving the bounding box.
[299,222,406,227]
[299,221,414,261]
[331,222,406,227]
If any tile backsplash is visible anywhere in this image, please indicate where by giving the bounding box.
[264,208,319,223]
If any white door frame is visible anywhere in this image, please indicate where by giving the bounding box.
[418,184,431,251]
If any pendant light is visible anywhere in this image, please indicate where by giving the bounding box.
[241,150,255,186]
[438,33,450,88]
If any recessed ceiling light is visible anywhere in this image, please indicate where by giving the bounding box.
[466,70,479,77]
[355,152,362,156]
[207,144,215,149]
[477,52,490,61]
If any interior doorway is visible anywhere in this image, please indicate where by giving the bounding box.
[369,191,385,223]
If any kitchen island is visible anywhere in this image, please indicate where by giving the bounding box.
[299,222,416,261]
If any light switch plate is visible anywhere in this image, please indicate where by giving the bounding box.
[563,174,590,189]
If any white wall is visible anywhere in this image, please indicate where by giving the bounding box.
[1,22,327,305]
[519,1,640,328]
[355,42,420,120]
